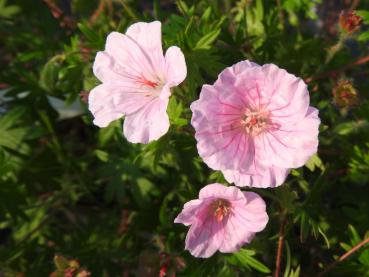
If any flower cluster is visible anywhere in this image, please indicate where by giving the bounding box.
[89,21,320,258]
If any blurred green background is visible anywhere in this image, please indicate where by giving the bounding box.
[1,0,369,276]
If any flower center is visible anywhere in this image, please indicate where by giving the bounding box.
[212,199,231,222]
[136,74,159,88]
[241,108,270,136]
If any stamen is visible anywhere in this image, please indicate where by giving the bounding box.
[241,108,270,136]
[212,199,231,222]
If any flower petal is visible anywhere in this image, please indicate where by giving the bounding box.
[219,216,255,253]
[105,31,160,83]
[185,216,224,258]
[126,21,163,58]
[123,91,170,144]
[231,192,269,232]
[262,107,320,168]
[223,165,289,188]
[174,199,204,226]
[165,46,187,87]
[219,191,268,252]
[262,64,309,125]
[88,83,154,127]
[198,183,246,203]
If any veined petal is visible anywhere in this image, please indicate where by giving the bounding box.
[185,216,224,258]
[105,31,160,83]
[123,89,170,144]
[199,183,246,203]
[174,199,204,226]
[223,165,289,188]
[88,83,154,127]
[263,107,320,168]
[125,21,165,77]
[165,46,187,87]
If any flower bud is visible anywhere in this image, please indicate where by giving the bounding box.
[339,10,362,34]
[333,80,359,108]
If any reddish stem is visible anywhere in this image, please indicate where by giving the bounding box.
[316,235,369,277]
[305,55,369,83]
[275,216,287,277]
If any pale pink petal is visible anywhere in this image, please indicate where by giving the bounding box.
[88,83,154,127]
[231,192,269,232]
[123,92,170,144]
[88,84,124,127]
[218,216,255,253]
[125,21,165,76]
[125,21,163,57]
[218,190,267,253]
[185,216,224,258]
[105,31,160,85]
[165,46,187,87]
[93,51,124,83]
[262,107,320,168]
[223,165,289,188]
[198,183,246,203]
[174,199,204,226]
[262,64,309,125]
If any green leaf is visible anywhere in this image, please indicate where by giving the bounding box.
[104,174,125,203]
[356,10,369,23]
[233,249,271,273]
[0,106,26,130]
[318,227,330,249]
[334,120,369,135]
[94,149,109,162]
[358,30,369,42]
[200,7,212,23]
[194,29,221,50]
[176,0,190,16]
[305,154,324,172]
[0,0,20,18]
[131,178,156,209]
[288,266,301,277]
[39,57,62,92]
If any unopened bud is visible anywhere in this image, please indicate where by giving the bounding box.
[54,255,69,270]
[339,10,362,34]
[333,80,359,108]
[69,259,80,269]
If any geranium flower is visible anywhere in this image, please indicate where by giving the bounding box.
[89,21,187,143]
[191,60,320,187]
[174,183,268,258]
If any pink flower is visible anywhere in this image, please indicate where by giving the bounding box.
[89,21,187,144]
[191,60,320,188]
[174,183,268,258]
[174,183,269,258]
